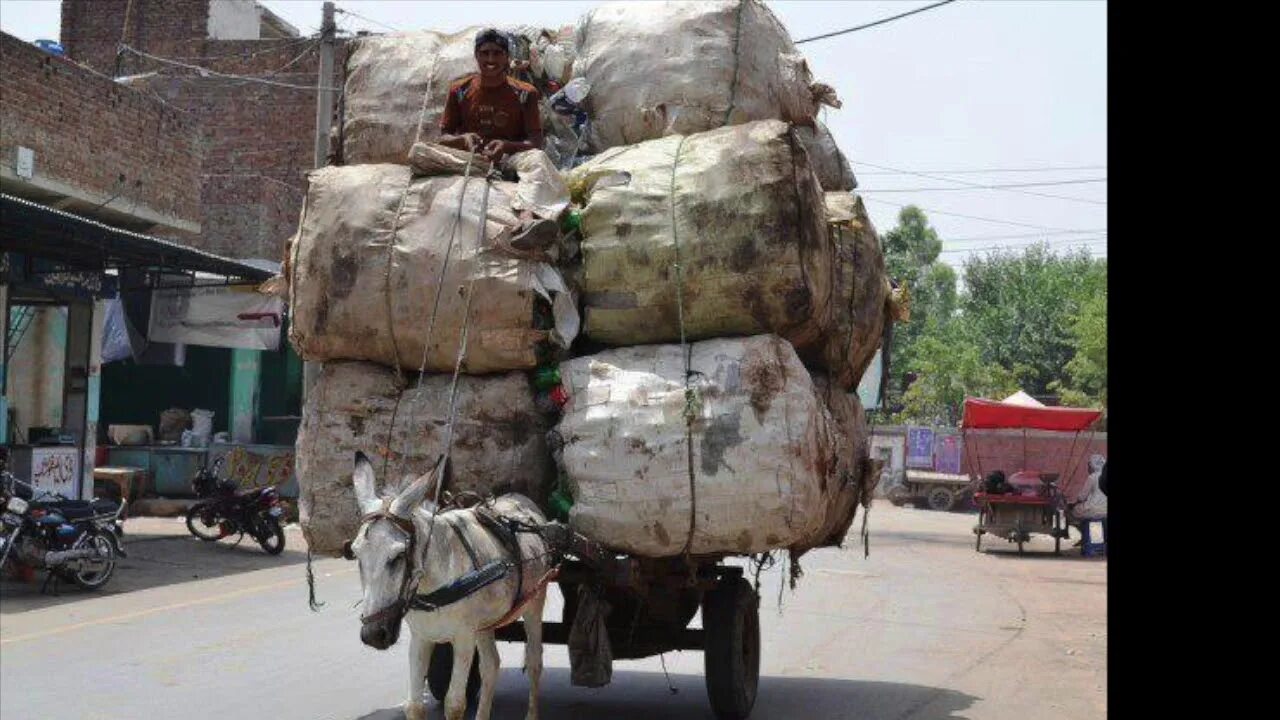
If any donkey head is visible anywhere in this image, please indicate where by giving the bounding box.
[346,451,449,650]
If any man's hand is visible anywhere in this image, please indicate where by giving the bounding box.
[437,133,485,154]
[461,133,485,152]
[482,139,509,161]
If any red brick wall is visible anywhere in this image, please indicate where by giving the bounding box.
[0,32,201,227]
[963,430,1107,503]
[59,0,346,260]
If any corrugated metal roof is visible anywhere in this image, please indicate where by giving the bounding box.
[0,193,272,282]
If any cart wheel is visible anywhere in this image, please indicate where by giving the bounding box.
[704,577,760,720]
[926,486,957,512]
[427,643,480,706]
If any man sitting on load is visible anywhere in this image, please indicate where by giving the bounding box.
[438,28,545,164]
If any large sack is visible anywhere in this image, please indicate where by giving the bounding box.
[341,27,572,165]
[795,372,874,554]
[568,120,833,361]
[572,0,838,151]
[556,335,844,557]
[822,192,891,389]
[287,163,577,374]
[296,362,553,555]
[797,121,856,191]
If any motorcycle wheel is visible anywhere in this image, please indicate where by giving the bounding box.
[257,516,286,555]
[186,503,225,541]
[68,533,116,591]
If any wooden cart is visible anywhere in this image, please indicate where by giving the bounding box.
[427,530,761,720]
[973,487,1066,555]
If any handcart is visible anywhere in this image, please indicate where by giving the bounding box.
[962,395,1102,555]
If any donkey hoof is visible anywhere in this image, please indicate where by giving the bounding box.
[403,701,428,720]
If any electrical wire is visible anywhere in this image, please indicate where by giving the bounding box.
[939,238,1107,254]
[858,164,1106,175]
[119,45,341,92]
[862,177,1106,193]
[855,160,1106,206]
[946,229,1108,243]
[862,197,1088,232]
[336,7,402,34]
[794,0,959,44]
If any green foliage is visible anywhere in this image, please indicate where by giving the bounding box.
[877,205,1107,426]
[961,246,1106,397]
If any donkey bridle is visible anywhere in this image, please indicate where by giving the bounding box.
[356,505,520,627]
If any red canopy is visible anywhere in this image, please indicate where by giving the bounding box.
[961,397,1102,432]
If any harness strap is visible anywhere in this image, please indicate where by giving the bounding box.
[474,507,523,615]
[446,516,482,570]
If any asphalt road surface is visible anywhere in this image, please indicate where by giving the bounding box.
[0,505,1106,720]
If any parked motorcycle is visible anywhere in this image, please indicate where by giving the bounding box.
[0,470,127,592]
[184,457,286,555]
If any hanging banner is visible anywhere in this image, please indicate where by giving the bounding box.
[148,285,282,351]
[934,432,963,474]
[906,426,935,468]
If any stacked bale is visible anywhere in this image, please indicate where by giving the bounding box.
[292,0,888,559]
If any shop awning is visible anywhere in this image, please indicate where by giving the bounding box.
[1,193,271,284]
[961,397,1102,432]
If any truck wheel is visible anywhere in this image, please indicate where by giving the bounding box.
[704,577,760,720]
[427,643,480,706]
[926,486,956,512]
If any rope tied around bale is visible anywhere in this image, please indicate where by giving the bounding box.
[668,133,700,559]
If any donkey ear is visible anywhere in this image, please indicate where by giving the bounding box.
[388,455,446,519]
[352,451,382,516]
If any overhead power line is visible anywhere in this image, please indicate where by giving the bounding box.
[856,160,1107,206]
[946,229,1107,243]
[795,0,960,44]
[939,237,1107,255]
[863,177,1106,193]
[862,196,1088,233]
[336,7,402,34]
[858,164,1106,176]
[119,45,341,92]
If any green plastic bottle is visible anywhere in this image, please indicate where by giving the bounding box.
[533,365,561,390]
[562,209,582,233]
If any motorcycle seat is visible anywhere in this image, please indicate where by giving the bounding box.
[39,499,118,520]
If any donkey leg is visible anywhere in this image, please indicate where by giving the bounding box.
[444,634,478,720]
[474,630,501,720]
[405,632,433,720]
[522,592,547,720]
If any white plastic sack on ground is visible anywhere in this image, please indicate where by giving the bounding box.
[572,0,838,151]
[296,361,553,555]
[287,164,577,374]
[567,120,834,364]
[822,192,890,390]
[556,335,843,557]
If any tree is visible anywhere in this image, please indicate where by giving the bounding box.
[960,245,1106,397]
[879,206,957,412]
[893,321,1019,426]
[1053,289,1107,408]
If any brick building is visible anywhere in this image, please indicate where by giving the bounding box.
[59,0,346,260]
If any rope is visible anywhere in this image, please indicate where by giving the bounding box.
[381,168,415,385]
[668,134,699,558]
[721,0,747,126]
[304,355,332,612]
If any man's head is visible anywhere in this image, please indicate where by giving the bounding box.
[474,28,510,79]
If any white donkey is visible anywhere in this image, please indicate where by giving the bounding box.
[346,452,553,720]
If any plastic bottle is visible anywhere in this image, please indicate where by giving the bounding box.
[533,366,562,390]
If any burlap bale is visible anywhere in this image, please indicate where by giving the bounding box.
[297,361,553,555]
[556,335,843,557]
[794,372,874,554]
[572,0,838,151]
[567,120,834,362]
[341,26,572,165]
[796,120,856,191]
[822,192,891,390]
[287,163,576,374]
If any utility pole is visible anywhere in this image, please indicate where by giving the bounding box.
[304,1,336,399]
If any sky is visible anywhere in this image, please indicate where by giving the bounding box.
[0,0,1106,269]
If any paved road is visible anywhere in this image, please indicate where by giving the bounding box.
[0,506,1105,720]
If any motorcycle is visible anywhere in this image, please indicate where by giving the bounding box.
[184,457,286,555]
[0,470,127,592]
